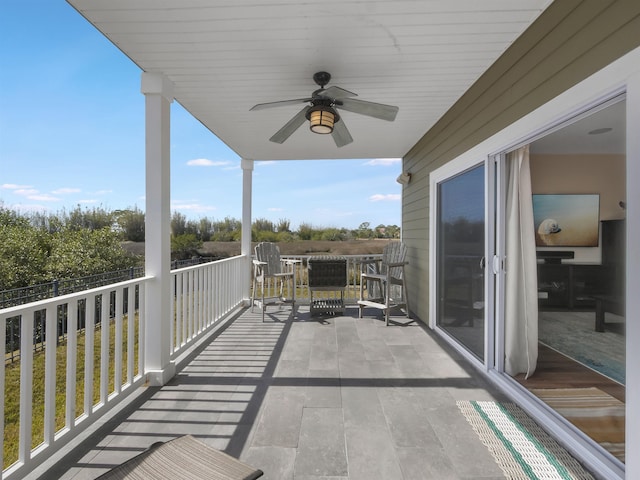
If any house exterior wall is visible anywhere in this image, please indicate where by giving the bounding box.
[402,0,640,324]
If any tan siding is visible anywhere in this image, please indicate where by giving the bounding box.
[402,0,640,324]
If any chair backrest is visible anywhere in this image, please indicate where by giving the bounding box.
[255,242,282,276]
[381,241,407,279]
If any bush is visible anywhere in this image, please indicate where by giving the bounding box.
[253,230,278,243]
[46,228,140,280]
[116,207,145,241]
[0,205,141,290]
[0,224,50,289]
[171,234,203,260]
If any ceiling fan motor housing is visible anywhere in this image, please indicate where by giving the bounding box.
[313,71,331,88]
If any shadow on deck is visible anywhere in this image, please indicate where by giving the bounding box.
[30,306,509,480]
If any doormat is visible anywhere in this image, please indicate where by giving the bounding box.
[457,401,594,479]
[531,387,625,462]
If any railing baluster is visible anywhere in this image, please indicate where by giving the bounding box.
[172,271,179,351]
[180,270,186,346]
[100,292,109,405]
[44,304,57,446]
[190,270,196,337]
[19,309,34,465]
[196,268,202,333]
[203,265,210,327]
[114,288,123,394]
[170,272,176,354]
[66,299,78,429]
[127,286,135,385]
[223,261,229,317]
[84,294,95,416]
[214,262,221,321]
[183,272,189,342]
[138,285,145,379]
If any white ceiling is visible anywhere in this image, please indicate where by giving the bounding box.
[67,0,552,161]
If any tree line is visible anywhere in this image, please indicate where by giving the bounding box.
[0,204,400,290]
[0,206,140,291]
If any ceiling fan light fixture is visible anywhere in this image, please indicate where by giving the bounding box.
[251,71,398,146]
[308,105,337,134]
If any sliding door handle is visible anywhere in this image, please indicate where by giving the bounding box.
[492,255,503,274]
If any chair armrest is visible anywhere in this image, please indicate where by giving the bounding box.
[283,259,301,265]
[253,260,267,266]
[361,273,386,281]
[385,261,408,267]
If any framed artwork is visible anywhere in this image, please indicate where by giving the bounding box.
[532,194,600,247]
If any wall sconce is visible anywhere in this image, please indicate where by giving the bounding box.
[396,172,411,185]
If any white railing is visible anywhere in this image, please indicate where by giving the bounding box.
[171,255,247,358]
[0,255,249,479]
[0,252,377,479]
[1,276,149,479]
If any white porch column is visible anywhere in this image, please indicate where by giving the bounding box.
[241,158,254,303]
[141,72,175,386]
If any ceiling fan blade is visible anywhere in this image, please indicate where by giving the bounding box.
[332,119,353,148]
[250,98,312,111]
[322,86,357,99]
[337,98,399,121]
[269,107,310,144]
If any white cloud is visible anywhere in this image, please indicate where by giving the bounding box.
[171,202,217,213]
[268,207,284,212]
[1,183,33,190]
[186,158,231,167]
[94,189,113,195]
[27,193,60,202]
[52,187,81,194]
[364,158,401,166]
[14,188,39,196]
[369,193,401,202]
[9,187,59,202]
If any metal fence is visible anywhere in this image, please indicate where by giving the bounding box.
[2,257,217,361]
[0,257,218,309]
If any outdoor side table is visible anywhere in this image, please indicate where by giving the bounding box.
[307,256,347,315]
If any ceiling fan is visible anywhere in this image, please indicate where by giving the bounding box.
[249,71,399,147]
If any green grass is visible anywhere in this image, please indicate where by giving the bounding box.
[3,314,139,470]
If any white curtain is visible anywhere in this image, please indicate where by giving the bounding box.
[504,145,538,378]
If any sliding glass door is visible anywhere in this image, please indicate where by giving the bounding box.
[436,164,486,360]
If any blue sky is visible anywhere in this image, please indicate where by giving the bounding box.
[0,1,402,231]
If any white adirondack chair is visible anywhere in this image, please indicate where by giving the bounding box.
[357,241,410,325]
[251,242,299,321]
